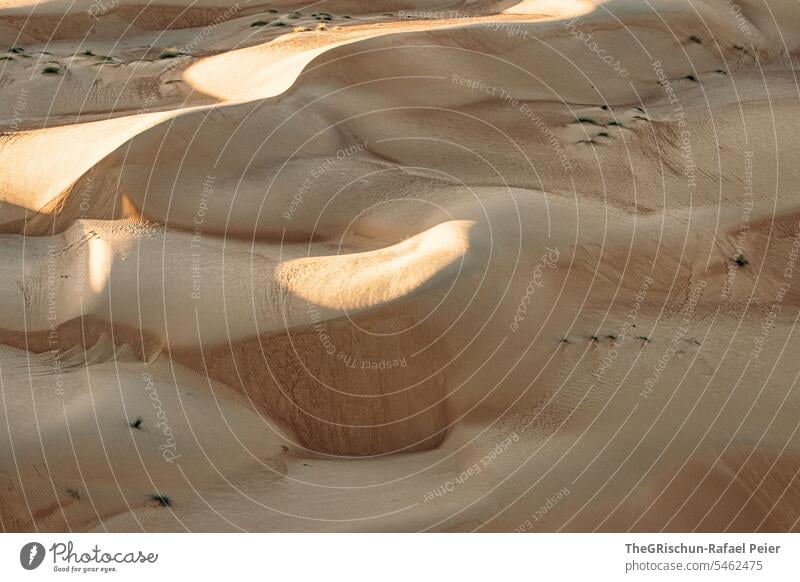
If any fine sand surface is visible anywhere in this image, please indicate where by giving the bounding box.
[1,0,800,532]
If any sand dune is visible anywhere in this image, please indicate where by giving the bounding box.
[1,0,800,532]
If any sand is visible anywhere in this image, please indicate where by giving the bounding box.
[1,0,800,532]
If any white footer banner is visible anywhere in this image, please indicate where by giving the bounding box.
[1,534,797,580]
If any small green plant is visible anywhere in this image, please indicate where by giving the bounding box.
[684,74,698,82]
[560,337,571,344]
[0,56,13,61]
[597,131,610,138]
[130,416,143,429]
[636,336,651,343]
[732,254,749,267]
[250,20,268,26]
[590,335,600,342]
[81,49,94,56]
[158,49,184,59]
[689,35,702,44]
[606,120,624,127]
[571,116,602,126]
[607,334,618,341]
[9,47,24,54]
[272,21,286,26]
[288,11,302,19]
[149,493,172,507]
[41,65,61,74]
[267,9,278,13]
[715,69,728,75]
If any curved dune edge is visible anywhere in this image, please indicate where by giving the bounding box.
[1,0,800,532]
[4,0,799,235]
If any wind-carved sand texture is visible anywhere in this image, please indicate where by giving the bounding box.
[1,0,800,532]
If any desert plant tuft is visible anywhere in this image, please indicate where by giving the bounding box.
[9,47,24,54]
[288,11,302,19]
[576,139,598,145]
[149,493,171,507]
[41,65,61,74]
[315,22,328,31]
[81,49,94,56]
[590,335,600,342]
[250,20,268,26]
[606,120,625,127]
[158,48,184,59]
[597,131,610,138]
[636,336,652,343]
[684,74,698,82]
[272,21,286,26]
[130,416,143,429]
[689,35,702,44]
[607,334,618,341]
[732,254,749,267]
[571,116,602,126]
[560,337,571,344]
